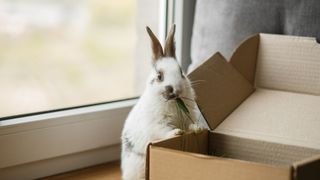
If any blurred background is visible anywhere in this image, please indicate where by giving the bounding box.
[0,0,159,117]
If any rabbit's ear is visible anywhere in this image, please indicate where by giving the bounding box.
[164,24,176,58]
[146,26,164,62]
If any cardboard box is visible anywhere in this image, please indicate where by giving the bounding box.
[147,34,320,180]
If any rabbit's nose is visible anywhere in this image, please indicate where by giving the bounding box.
[165,85,174,93]
[163,85,177,100]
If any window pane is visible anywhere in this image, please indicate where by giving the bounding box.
[0,0,159,118]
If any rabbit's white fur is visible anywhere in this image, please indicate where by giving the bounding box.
[121,25,204,180]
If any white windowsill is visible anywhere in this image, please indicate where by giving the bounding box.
[0,98,136,178]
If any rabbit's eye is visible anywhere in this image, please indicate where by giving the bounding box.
[156,71,164,82]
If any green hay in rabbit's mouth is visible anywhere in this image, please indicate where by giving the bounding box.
[176,98,189,114]
[175,97,194,130]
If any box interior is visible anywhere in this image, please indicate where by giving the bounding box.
[215,88,320,150]
[189,33,320,150]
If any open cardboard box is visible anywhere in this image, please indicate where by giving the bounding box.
[147,34,320,180]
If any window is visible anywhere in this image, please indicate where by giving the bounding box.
[0,0,196,178]
[0,0,160,118]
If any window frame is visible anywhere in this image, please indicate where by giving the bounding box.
[0,0,196,178]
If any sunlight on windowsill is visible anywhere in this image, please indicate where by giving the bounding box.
[43,161,121,180]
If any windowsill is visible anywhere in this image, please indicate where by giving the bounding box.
[43,161,121,179]
[0,99,136,179]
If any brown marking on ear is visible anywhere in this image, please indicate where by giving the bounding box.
[164,24,176,58]
[179,66,185,79]
[146,26,164,62]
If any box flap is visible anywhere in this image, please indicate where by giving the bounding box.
[229,34,260,84]
[188,52,254,130]
[293,154,320,180]
[255,34,320,95]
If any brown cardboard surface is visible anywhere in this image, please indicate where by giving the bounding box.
[255,34,320,95]
[146,131,208,180]
[229,34,259,84]
[152,131,208,154]
[188,52,254,129]
[215,88,320,149]
[149,131,320,180]
[149,146,292,180]
[293,155,320,180]
[209,132,320,166]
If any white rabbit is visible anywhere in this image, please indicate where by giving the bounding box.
[121,24,204,180]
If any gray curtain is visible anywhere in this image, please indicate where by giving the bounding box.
[189,0,320,71]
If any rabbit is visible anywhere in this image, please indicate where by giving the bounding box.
[121,24,204,180]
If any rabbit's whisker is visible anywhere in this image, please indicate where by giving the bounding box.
[186,84,201,88]
[190,80,205,84]
[190,83,201,86]
[180,96,195,102]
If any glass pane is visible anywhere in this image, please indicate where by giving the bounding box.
[0,0,159,118]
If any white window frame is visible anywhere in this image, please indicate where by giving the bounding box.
[165,0,196,72]
[0,0,196,178]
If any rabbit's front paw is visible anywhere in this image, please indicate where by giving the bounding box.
[189,123,205,133]
[166,128,184,138]
[173,128,185,135]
